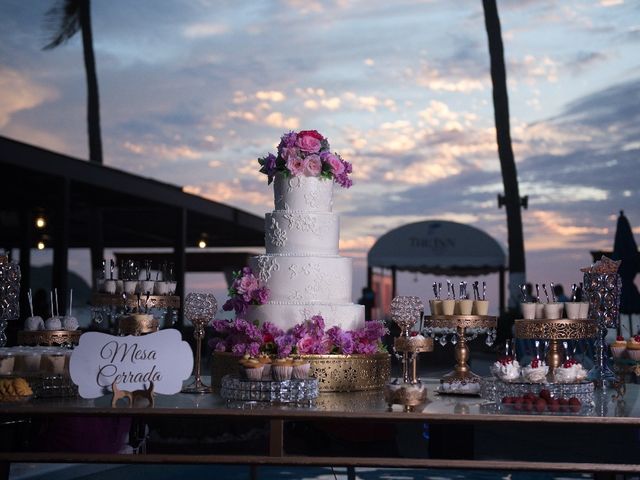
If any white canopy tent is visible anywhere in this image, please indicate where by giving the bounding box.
[367,220,508,314]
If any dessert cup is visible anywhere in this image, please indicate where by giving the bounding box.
[564,302,581,320]
[534,303,545,319]
[473,300,489,316]
[520,302,536,320]
[458,299,473,315]
[453,300,461,315]
[167,282,177,295]
[41,351,66,375]
[441,299,455,315]
[124,280,138,294]
[153,281,168,295]
[272,363,293,381]
[140,280,154,295]
[103,280,116,294]
[578,302,590,319]
[0,350,15,375]
[543,303,562,319]
[115,280,124,294]
[429,299,442,316]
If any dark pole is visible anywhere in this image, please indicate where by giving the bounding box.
[52,177,70,315]
[499,266,506,316]
[174,207,187,328]
[483,0,526,311]
[391,266,397,299]
[79,0,103,164]
[19,208,32,319]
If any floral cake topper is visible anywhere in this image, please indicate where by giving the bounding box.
[258,130,353,188]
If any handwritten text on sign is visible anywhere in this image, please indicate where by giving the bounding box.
[70,329,193,398]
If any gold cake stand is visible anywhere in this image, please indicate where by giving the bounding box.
[514,318,598,374]
[425,315,497,388]
[117,314,159,336]
[91,293,180,309]
[17,330,82,346]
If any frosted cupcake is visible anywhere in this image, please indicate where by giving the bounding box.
[626,335,640,361]
[554,359,588,383]
[292,360,311,379]
[258,355,272,380]
[490,357,521,382]
[610,336,627,359]
[521,358,549,383]
[271,358,293,381]
[241,358,264,380]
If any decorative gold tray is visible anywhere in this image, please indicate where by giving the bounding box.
[425,314,497,330]
[118,314,159,336]
[17,330,82,346]
[514,318,598,340]
[91,293,180,309]
[211,352,390,392]
[394,335,434,353]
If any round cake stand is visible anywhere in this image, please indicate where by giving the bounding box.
[17,329,82,346]
[424,315,496,391]
[91,293,180,309]
[514,318,598,374]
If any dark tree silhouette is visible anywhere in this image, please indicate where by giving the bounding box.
[44,0,103,164]
[482,0,526,312]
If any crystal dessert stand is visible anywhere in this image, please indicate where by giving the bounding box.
[90,293,180,333]
[514,318,598,375]
[424,315,497,393]
[384,296,433,411]
[182,293,217,394]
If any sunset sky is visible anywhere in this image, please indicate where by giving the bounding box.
[1,0,639,315]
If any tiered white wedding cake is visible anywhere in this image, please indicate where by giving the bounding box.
[245,131,364,332]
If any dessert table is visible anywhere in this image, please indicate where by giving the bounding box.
[0,378,639,478]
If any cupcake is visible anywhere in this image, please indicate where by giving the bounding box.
[242,358,264,380]
[610,335,627,359]
[553,359,588,383]
[258,355,272,380]
[291,360,311,380]
[490,356,521,382]
[521,358,549,383]
[626,335,640,361]
[271,358,293,381]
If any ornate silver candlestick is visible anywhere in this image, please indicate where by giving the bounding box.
[182,292,217,394]
[0,251,20,347]
[384,296,433,411]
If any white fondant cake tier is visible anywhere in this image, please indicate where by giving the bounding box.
[250,255,352,304]
[246,302,365,332]
[265,211,339,256]
[274,174,333,213]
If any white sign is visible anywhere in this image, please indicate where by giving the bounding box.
[70,329,193,399]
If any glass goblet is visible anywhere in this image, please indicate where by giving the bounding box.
[182,292,217,394]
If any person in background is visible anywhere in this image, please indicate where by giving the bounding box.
[553,284,569,303]
[358,287,375,321]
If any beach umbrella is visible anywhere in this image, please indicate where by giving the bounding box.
[612,211,640,335]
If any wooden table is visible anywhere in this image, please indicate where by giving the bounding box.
[1,378,639,478]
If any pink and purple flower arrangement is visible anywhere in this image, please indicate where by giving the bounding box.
[221,267,270,317]
[258,130,353,188]
[209,314,387,358]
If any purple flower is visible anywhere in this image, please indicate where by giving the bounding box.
[262,321,284,339]
[231,343,246,356]
[275,334,295,358]
[326,326,354,354]
[304,154,322,176]
[252,286,270,304]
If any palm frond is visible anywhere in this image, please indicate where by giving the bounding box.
[42,0,82,50]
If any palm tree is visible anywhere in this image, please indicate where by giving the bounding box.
[482,0,526,314]
[43,0,103,164]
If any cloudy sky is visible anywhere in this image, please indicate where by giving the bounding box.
[1,0,639,313]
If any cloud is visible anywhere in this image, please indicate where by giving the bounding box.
[183,22,230,38]
[0,67,56,128]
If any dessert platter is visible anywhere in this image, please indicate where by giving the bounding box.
[210,130,390,394]
[424,281,496,395]
[18,289,82,346]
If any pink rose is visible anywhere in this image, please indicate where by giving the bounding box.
[304,154,322,176]
[296,133,322,153]
[286,154,305,176]
[322,152,345,175]
[296,336,316,354]
[237,274,258,295]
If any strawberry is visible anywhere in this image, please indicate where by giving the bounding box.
[530,359,539,369]
[634,335,640,343]
[535,398,547,412]
[616,335,624,341]
[539,389,551,400]
[548,398,560,412]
